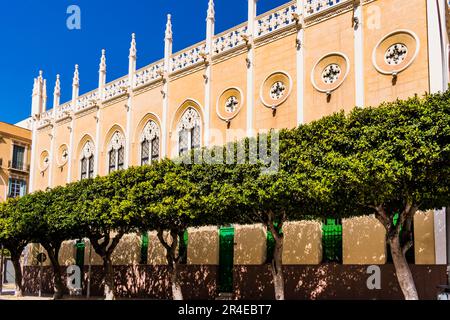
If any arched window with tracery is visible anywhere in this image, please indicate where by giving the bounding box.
[140,120,160,165]
[80,140,95,180]
[107,131,125,173]
[177,107,201,156]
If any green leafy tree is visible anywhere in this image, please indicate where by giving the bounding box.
[77,166,150,300]
[130,160,207,300]
[289,94,450,300]
[0,198,32,297]
[33,184,86,299]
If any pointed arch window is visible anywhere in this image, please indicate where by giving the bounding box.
[80,141,95,180]
[108,131,126,173]
[177,107,201,156]
[140,120,160,165]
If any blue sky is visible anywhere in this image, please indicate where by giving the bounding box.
[0,0,288,125]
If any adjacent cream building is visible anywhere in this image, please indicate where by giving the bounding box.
[0,122,31,202]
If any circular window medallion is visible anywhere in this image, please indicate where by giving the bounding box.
[373,30,419,75]
[57,145,69,167]
[321,64,342,84]
[39,151,50,172]
[311,53,350,93]
[260,71,292,108]
[384,43,408,65]
[217,87,244,122]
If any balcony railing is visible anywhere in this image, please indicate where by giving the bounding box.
[8,160,30,173]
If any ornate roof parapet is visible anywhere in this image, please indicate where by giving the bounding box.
[32,0,365,120]
[134,60,164,89]
[255,2,298,39]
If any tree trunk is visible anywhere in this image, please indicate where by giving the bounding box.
[90,233,124,300]
[389,236,418,300]
[271,238,285,300]
[169,261,183,300]
[157,229,183,300]
[10,253,23,297]
[103,254,115,300]
[44,244,64,300]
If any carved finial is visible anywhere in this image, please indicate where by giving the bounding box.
[73,64,79,86]
[32,78,38,96]
[42,79,48,112]
[53,75,61,108]
[207,0,215,20]
[54,75,61,96]
[165,14,173,40]
[129,33,137,59]
[99,49,106,73]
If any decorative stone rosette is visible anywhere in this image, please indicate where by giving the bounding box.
[311,52,350,94]
[57,145,69,167]
[40,151,50,172]
[372,29,420,76]
[260,71,292,109]
[216,87,244,122]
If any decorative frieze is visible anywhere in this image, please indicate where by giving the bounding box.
[171,43,207,74]
[37,110,53,128]
[74,91,99,114]
[256,3,297,38]
[213,25,248,56]
[134,61,164,88]
[103,77,129,102]
[55,102,73,122]
[304,0,349,17]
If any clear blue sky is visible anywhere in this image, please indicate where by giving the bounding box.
[0,0,288,125]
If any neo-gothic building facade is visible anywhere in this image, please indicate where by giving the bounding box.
[24,0,449,278]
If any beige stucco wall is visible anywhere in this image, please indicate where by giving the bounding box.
[71,111,97,182]
[97,100,128,176]
[83,239,104,266]
[363,0,429,108]
[34,127,52,191]
[111,232,141,265]
[282,220,323,265]
[31,0,433,195]
[59,240,77,266]
[342,215,387,265]
[211,52,248,143]
[187,226,219,265]
[130,85,163,166]
[254,33,298,132]
[167,69,205,158]
[23,243,51,267]
[414,210,436,265]
[234,224,266,265]
[147,231,172,265]
[303,10,356,123]
[82,233,141,266]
